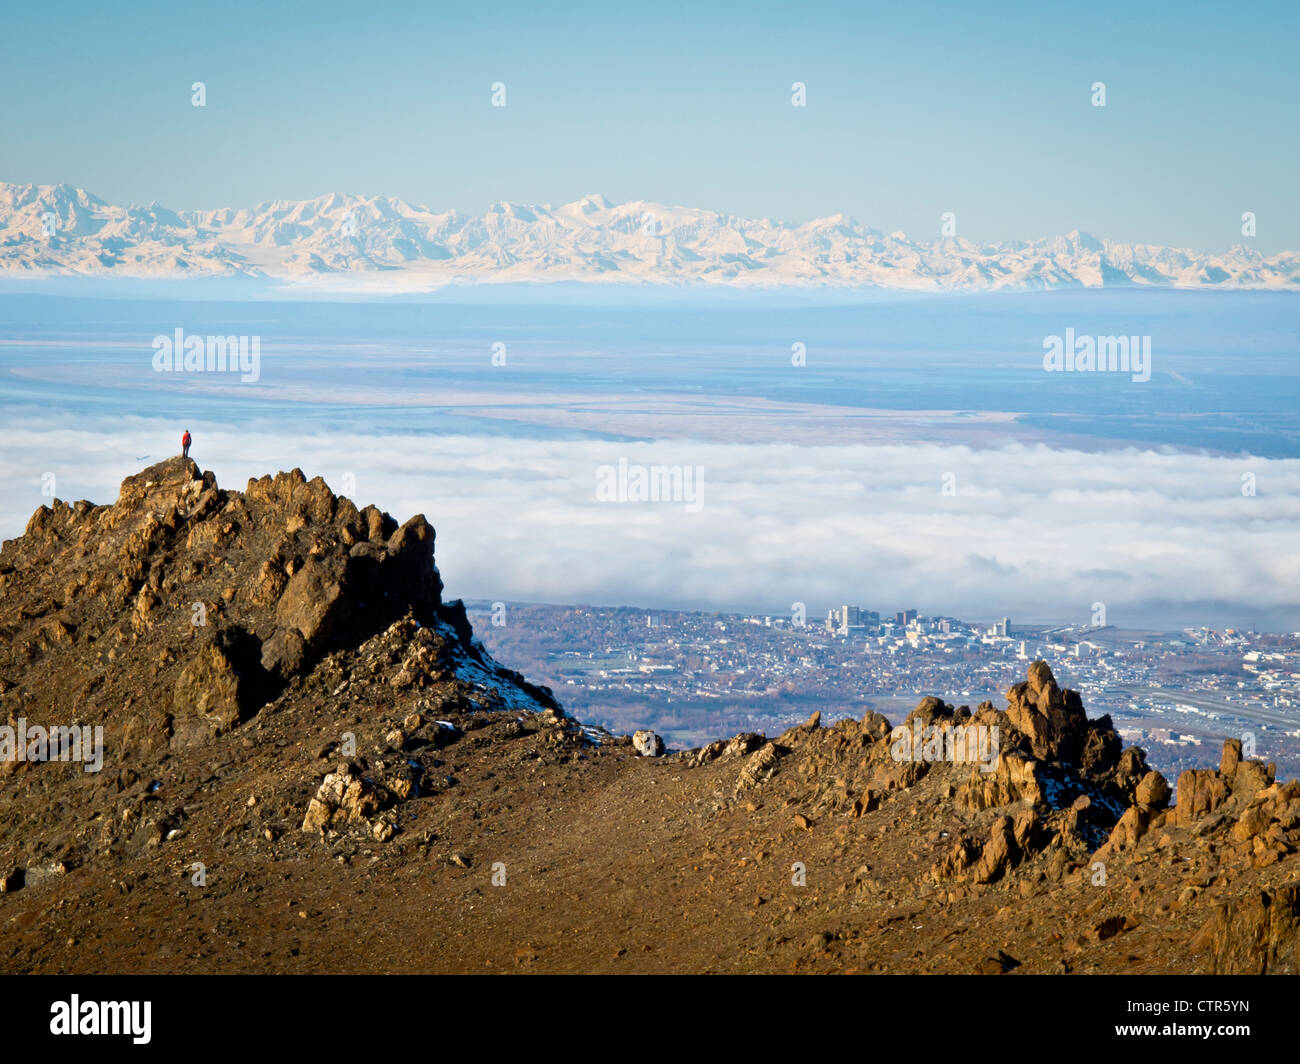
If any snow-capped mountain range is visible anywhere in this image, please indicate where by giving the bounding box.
[2,181,1296,292]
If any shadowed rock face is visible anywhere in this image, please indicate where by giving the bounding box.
[171,627,262,749]
[1201,884,1300,974]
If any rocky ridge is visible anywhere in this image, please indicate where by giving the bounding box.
[0,460,1297,974]
[691,662,1300,973]
[0,458,574,857]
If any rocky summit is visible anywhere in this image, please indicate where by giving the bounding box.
[1,460,1298,974]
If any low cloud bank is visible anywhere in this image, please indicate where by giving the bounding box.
[2,415,1296,629]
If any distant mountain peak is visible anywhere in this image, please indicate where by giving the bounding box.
[0,181,1296,292]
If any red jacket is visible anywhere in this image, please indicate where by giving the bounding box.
[182,432,191,446]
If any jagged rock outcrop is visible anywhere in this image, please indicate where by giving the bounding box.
[1004,659,1091,765]
[934,809,1048,885]
[737,741,788,790]
[301,764,397,840]
[681,660,1183,889]
[685,731,764,768]
[1169,739,1277,830]
[0,457,563,868]
[172,628,261,748]
[1,455,553,722]
[1197,884,1300,974]
[632,730,665,757]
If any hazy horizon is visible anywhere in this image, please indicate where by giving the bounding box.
[3,288,1297,633]
[3,1,1298,252]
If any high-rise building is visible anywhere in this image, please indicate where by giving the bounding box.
[826,605,880,636]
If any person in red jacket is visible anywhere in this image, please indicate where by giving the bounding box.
[182,429,192,458]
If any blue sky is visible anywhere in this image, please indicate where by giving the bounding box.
[2,0,1296,251]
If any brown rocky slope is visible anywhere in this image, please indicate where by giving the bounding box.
[0,460,1297,974]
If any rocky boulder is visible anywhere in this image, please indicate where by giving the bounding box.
[1135,769,1171,810]
[1004,660,1091,765]
[172,629,260,749]
[115,455,205,513]
[301,764,396,837]
[687,731,764,768]
[274,553,353,653]
[633,730,665,757]
[1198,884,1300,974]
[1171,768,1231,826]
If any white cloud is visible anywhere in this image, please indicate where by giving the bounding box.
[2,413,1297,629]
